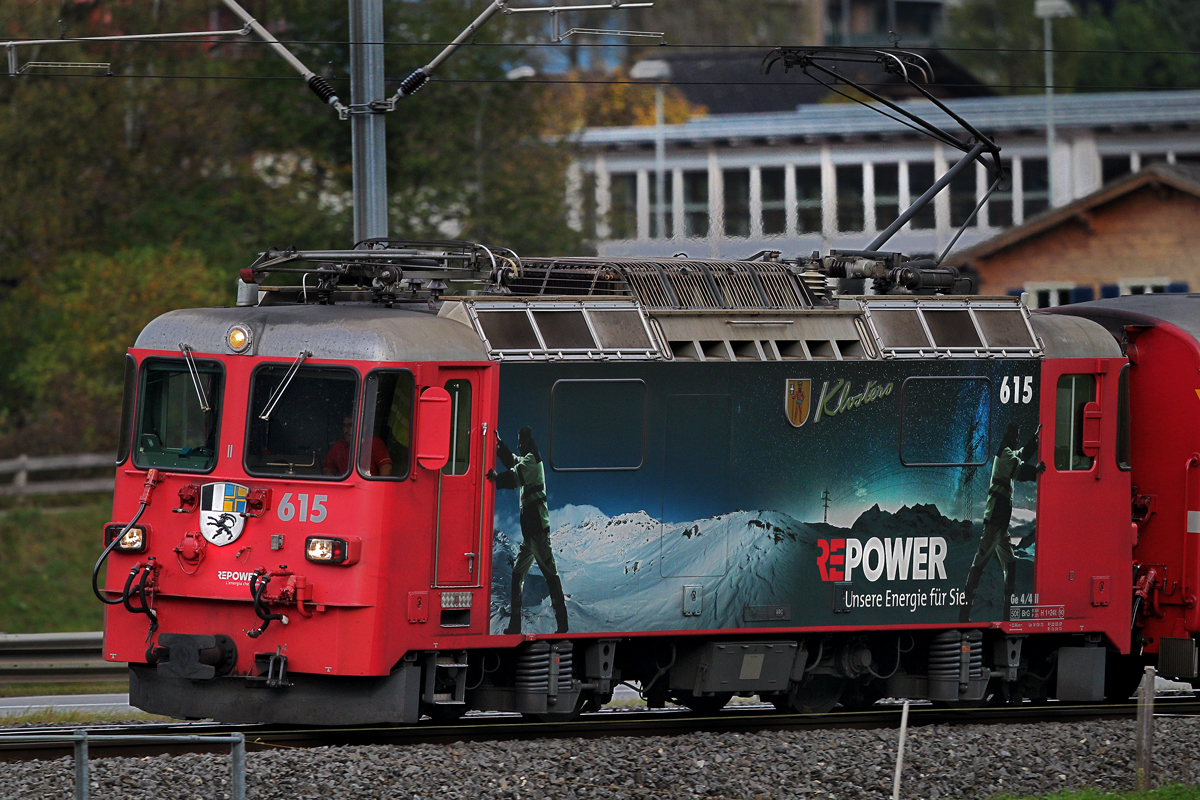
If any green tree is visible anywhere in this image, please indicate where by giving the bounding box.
[946,0,1200,94]
[0,1,586,455]
[0,246,221,455]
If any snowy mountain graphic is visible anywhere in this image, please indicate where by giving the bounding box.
[489,502,1023,635]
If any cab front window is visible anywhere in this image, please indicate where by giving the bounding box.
[245,365,358,478]
[133,358,223,472]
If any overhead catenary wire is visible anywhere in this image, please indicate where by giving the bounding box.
[4,33,1200,56]
[6,71,1200,93]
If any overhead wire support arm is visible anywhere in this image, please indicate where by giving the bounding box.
[219,0,349,118]
[5,26,251,77]
[385,1,655,105]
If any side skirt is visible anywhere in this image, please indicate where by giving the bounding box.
[129,663,422,725]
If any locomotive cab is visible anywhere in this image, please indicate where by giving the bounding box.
[102,304,498,724]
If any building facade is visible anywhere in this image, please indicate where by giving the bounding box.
[947,163,1198,304]
[569,91,1200,281]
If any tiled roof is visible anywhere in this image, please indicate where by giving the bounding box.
[576,90,1200,146]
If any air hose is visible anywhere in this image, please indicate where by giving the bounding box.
[247,570,285,639]
[122,559,159,635]
[91,469,159,605]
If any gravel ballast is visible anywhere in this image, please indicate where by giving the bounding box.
[4,717,1200,799]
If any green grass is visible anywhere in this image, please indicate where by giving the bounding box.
[0,708,171,725]
[0,501,112,632]
[0,682,128,698]
[991,787,1200,800]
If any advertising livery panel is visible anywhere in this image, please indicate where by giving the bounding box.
[489,359,1041,636]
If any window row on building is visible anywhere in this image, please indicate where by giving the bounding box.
[578,156,1056,243]
[1017,279,1191,310]
[1101,150,1200,184]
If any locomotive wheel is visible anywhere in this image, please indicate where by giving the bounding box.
[838,680,885,711]
[674,691,732,714]
[522,694,587,723]
[772,675,845,714]
[425,704,468,724]
[1105,652,1150,702]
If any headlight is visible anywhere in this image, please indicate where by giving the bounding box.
[104,523,149,553]
[226,324,253,354]
[304,535,360,565]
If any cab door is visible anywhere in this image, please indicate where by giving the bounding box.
[432,367,492,587]
[1034,357,1131,637]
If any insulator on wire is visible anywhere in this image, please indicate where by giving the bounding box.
[306,74,340,106]
[397,68,429,98]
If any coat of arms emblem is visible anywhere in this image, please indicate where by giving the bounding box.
[200,483,249,546]
[785,379,811,428]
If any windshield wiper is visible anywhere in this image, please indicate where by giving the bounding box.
[259,350,311,421]
[178,343,211,412]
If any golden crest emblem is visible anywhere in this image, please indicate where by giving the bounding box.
[786,379,811,428]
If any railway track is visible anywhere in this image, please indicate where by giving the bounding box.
[3,697,1196,763]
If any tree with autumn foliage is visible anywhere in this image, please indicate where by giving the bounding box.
[538,67,705,135]
[0,0,587,456]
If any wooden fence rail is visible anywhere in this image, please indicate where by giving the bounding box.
[0,454,115,497]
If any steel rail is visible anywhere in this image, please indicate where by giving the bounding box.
[3,697,1197,762]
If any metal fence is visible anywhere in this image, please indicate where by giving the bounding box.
[0,453,115,497]
[0,631,126,683]
[3,730,246,800]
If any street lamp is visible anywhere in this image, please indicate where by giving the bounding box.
[631,58,672,240]
[1035,0,1075,208]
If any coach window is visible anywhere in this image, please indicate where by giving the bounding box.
[133,358,223,473]
[245,365,358,479]
[443,380,472,476]
[1054,374,1096,471]
[359,370,415,480]
[477,310,540,351]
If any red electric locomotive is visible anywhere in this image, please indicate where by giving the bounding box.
[94,242,1178,725]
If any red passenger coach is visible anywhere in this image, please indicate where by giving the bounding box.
[1051,295,1200,680]
[95,245,1183,725]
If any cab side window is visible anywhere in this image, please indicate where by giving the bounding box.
[442,379,472,476]
[1054,374,1096,471]
[117,355,137,465]
[359,371,415,479]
